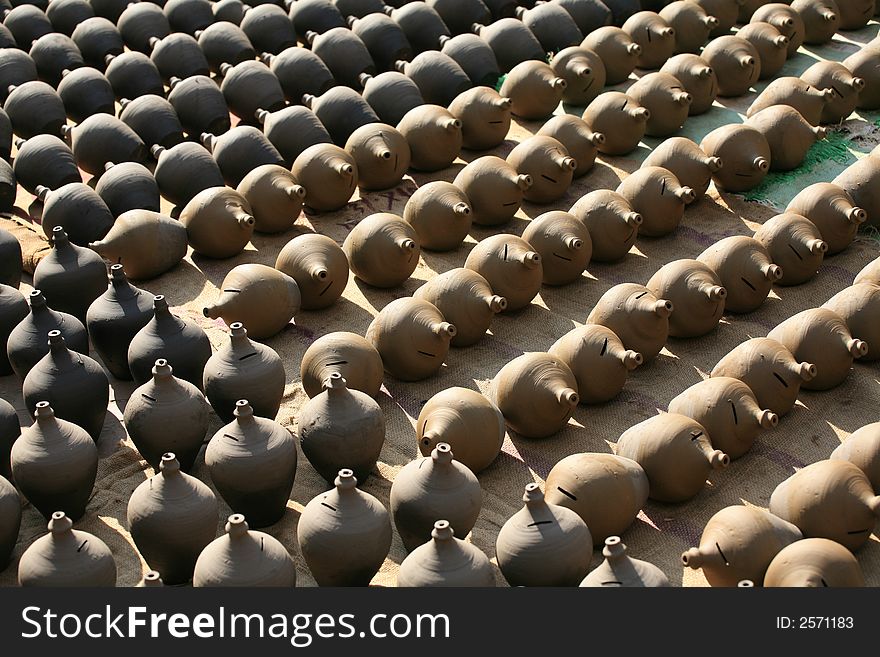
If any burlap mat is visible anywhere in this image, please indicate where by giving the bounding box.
[1,27,879,587]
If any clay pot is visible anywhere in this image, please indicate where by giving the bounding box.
[307,27,374,89]
[696,236,781,314]
[710,337,817,416]
[681,505,802,586]
[219,61,285,124]
[0,156,11,215]
[440,33,499,87]
[764,538,864,587]
[660,53,718,115]
[63,114,146,176]
[506,137,576,203]
[179,186,256,258]
[750,79,833,128]
[149,33,210,82]
[855,256,880,285]
[641,137,721,200]
[128,295,213,390]
[288,0,345,39]
[767,307,867,391]
[491,352,578,438]
[117,3,170,53]
[257,105,333,166]
[28,33,85,87]
[801,60,865,124]
[6,290,88,381]
[844,47,880,110]
[738,22,788,80]
[473,18,543,72]
[415,387,504,474]
[206,400,296,527]
[151,142,225,209]
[395,52,470,109]
[521,211,591,285]
[397,519,494,587]
[235,165,304,235]
[753,212,827,286]
[447,87,511,151]
[196,21,255,73]
[18,512,115,586]
[11,402,97,520]
[89,0,131,22]
[263,47,335,106]
[617,413,729,502]
[241,4,297,55]
[834,157,880,227]
[297,468,391,586]
[163,0,214,34]
[587,283,673,361]
[402,182,471,252]
[464,233,542,311]
[500,61,567,122]
[582,91,649,155]
[785,182,866,254]
[413,269,503,346]
[791,0,840,43]
[291,143,358,212]
[830,422,880,489]
[274,233,348,310]
[96,161,161,219]
[344,123,410,191]
[360,72,424,127]
[659,1,717,54]
[366,297,455,381]
[70,17,122,71]
[646,259,726,338]
[203,264,300,339]
[692,0,740,34]
[86,265,153,380]
[89,209,188,281]
[453,156,531,226]
[33,227,106,325]
[0,227,19,288]
[555,0,613,33]
[580,26,640,84]
[544,453,648,543]
[47,0,94,36]
[702,36,760,97]
[4,81,65,139]
[303,86,380,147]
[627,72,692,137]
[36,182,113,247]
[0,473,19,568]
[396,104,462,172]
[496,483,592,586]
[194,514,296,586]
[350,13,412,71]
[106,51,165,99]
[0,49,38,106]
[568,190,641,262]
[548,46,605,107]
[166,75,230,138]
[4,6,53,49]
[429,0,490,34]
[389,2,452,53]
[699,124,770,192]
[770,459,880,551]
[582,536,669,587]
[56,67,114,123]
[124,359,210,472]
[300,331,383,399]
[0,284,26,376]
[127,453,219,585]
[824,284,880,361]
[745,105,825,172]
[536,115,603,179]
[202,128,284,189]
[342,212,419,288]
[616,166,694,238]
[516,3,583,53]
[214,0,248,25]
[752,3,805,56]
[621,11,676,69]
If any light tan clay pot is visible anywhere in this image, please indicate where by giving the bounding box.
[290,143,358,213]
[453,155,531,226]
[701,35,760,96]
[402,182,472,252]
[791,0,840,44]
[396,103,462,172]
[699,124,770,192]
[830,421,880,490]
[550,46,605,106]
[300,331,383,399]
[464,234,543,311]
[581,26,641,84]
[646,259,726,338]
[622,11,676,69]
[498,60,567,120]
[587,283,673,361]
[801,60,865,123]
[537,114,604,178]
[615,166,695,237]
[746,76,833,125]
[582,91,649,156]
[697,236,782,313]
[275,233,348,310]
[447,86,511,151]
[506,136,577,204]
[752,3,805,57]
[694,0,741,35]
[823,283,880,361]
[660,1,718,54]
[568,190,641,262]
[342,213,420,288]
[179,187,255,259]
[236,164,305,234]
[660,53,718,115]
[745,105,826,171]
[627,72,692,137]
[396,519,495,587]
[784,182,867,254]
[834,156,880,228]
[581,536,670,587]
[344,122,411,190]
[521,211,592,286]
[753,213,827,286]
[737,21,789,80]
[642,137,722,200]
[844,46,880,110]
[764,538,864,587]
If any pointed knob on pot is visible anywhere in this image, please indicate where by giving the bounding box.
[335,468,358,491]
[305,31,318,46]
[396,236,417,253]
[797,361,817,382]
[254,108,269,124]
[443,117,461,131]
[50,225,70,247]
[822,10,836,21]
[625,211,643,227]
[773,34,788,47]
[675,186,695,203]
[233,399,256,422]
[739,55,755,68]
[452,201,470,217]
[603,536,627,561]
[762,263,783,281]
[152,358,174,379]
[200,133,217,152]
[738,580,754,587]
[520,250,541,268]
[495,96,512,110]
[752,156,769,172]
[225,513,249,538]
[310,265,328,282]
[431,519,455,542]
[142,571,163,587]
[590,131,606,146]
[324,371,349,393]
[807,238,828,254]
[432,442,454,466]
[622,350,643,370]
[333,158,354,176]
[35,185,51,202]
[703,15,719,28]
[704,156,723,172]
[703,283,726,301]
[34,401,56,424]
[660,26,675,38]
[819,87,834,101]
[150,144,165,159]
[551,77,567,91]
[515,173,532,190]
[47,329,67,352]
[847,207,867,224]
[851,77,866,91]
[394,60,407,73]
[680,545,707,569]
[431,321,457,340]
[259,52,274,65]
[674,91,692,105]
[627,43,641,55]
[228,322,251,346]
[653,299,674,318]
[48,511,74,535]
[556,386,579,407]
[486,295,507,313]
[557,155,577,171]
[757,408,778,429]
[632,106,650,121]
[159,452,182,477]
[846,338,868,358]
[696,65,713,79]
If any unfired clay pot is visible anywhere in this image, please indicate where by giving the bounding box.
[824,284,880,361]
[745,105,825,171]
[699,124,770,192]
[0,474,20,569]
[844,46,880,110]
[89,210,188,281]
[587,283,673,361]
[830,421,880,490]
[300,332,384,399]
[402,182,471,252]
[641,137,721,201]
[791,0,840,44]
[396,104,462,172]
[201,128,284,189]
[124,358,210,472]
[627,72,692,137]
[660,54,719,115]
[616,413,729,502]
[660,1,718,54]
[236,165,305,234]
[696,236,781,314]
[415,387,505,474]
[0,284,27,377]
[568,190,640,262]
[343,213,420,288]
[56,67,115,124]
[521,211,591,285]
[179,187,255,259]
[710,337,816,416]
[196,21,256,73]
[549,324,642,404]
[390,443,481,552]
[855,255,880,285]
[110,50,168,98]
[834,157,880,228]
[0,395,19,478]
[397,519,495,587]
[753,213,827,286]
[472,18,543,72]
[360,71,424,129]
[582,91,649,156]
[23,331,109,442]
[581,536,670,587]
[646,259,726,338]
[770,459,880,551]
[4,81,66,140]
[785,182,866,254]
[202,264,301,340]
[193,514,296,587]
[701,35,760,97]
[257,105,333,166]
[621,11,676,69]
[18,512,115,587]
[344,123,411,190]
[499,61,566,120]
[496,483,592,586]
[544,452,649,544]
[746,76,833,125]
[801,60,865,123]
[764,538,864,587]
[516,2,583,52]
[275,233,348,310]
[550,46,605,106]
[63,114,146,176]
[206,400,297,527]
[440,33,500,88]
[452,156,531,226]
[0,229,22,289]
[219,60,285,123]
[681,505,802,586]
[94,161,161,217]
[464,234,542,311]
[752,3,805,56]
[491,352,579,438]
[127,453,219,585]
[506,137,577,204]
[151,142,225,208]
[395,51,470,108]
[297,469,392,586]
[128,295,213,390]
[447,87,511,151]
[616,166,694,237]
[738,22,789,80]
[306,27,375,89]
[203,324,285,422]
[581,26,641,84]
[303,86,380,147]
[291,143,358,212]
[537,115,603,178]
[693,0,740,34]
[11,402,97,521]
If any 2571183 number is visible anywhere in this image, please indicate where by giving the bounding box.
[776,617,854,629]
